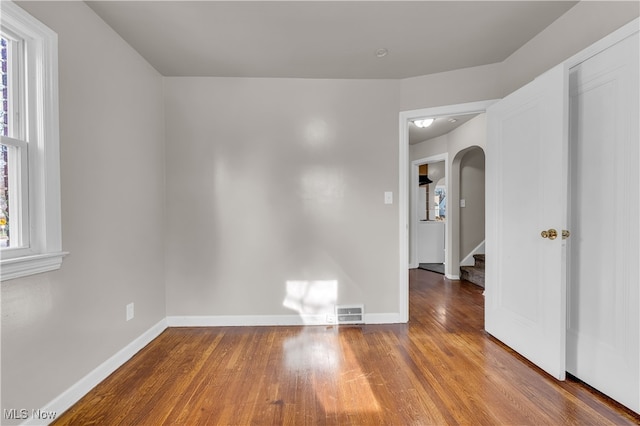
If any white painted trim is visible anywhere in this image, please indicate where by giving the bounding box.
[398,114,410,322]
[168,315,321,327]
[167,313,404,327]
[410,153,448,269]
[0,251,68,280]
[399,100,498,324]
[365,313,403,324]
[446,274,461,281]
[22,319,167,425]
[0,1,64,281]
[460,240,485,267]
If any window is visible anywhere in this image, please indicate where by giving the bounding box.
[0,1,65,281]
[1,32,29,250]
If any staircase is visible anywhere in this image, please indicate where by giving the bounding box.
[460,254,485,288]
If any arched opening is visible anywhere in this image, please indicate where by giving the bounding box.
[453,146,485,288]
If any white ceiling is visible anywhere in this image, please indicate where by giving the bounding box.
[86,1,577,79]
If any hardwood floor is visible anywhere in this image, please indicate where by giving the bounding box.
[54,269,640,425]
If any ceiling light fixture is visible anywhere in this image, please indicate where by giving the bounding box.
[413,118,435,128]
[375,48,388,58]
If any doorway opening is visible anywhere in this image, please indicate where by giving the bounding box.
[398,100,497,322]
[411,154,447,275]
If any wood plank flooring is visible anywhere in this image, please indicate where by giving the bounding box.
[53,270,640,425]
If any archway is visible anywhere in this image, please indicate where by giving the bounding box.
[452,146,485,286]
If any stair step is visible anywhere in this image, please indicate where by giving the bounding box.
[460,265,485,288]
[473,254,485,267]
[461,254,485,288]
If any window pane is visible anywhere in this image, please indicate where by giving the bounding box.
[0,143,9,247]
[1,37,13,248]
[1,37,8,138]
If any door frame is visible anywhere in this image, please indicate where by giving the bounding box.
[398,100,497,322]
[410,153,448,269]
[563,17,640,412]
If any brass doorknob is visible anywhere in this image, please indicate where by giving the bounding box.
[562,230,571,239]
[541,229,558,240]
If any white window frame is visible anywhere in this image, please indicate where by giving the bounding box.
[1,1,66,281]
[2,27,30,253]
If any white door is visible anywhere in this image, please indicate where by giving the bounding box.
[485,64,568,380]
[567,33,639,412]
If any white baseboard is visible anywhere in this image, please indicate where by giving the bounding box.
[23,319,167,426]
[365,313,403,324]
[167,314,321,327]
[460,240,485,266]
[446,274,461,280]
[167,313,404,327]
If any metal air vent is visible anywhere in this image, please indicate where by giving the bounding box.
[335,304,364,324]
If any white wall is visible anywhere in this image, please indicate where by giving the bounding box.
[400,63,502,111]
[164,77,401,318]
[1,2,166,420]
[447,114,487,155]
[410,134,448,161]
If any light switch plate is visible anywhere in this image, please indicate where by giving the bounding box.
[126,303,134,321]
[384,191,393,204]
[460,199,466,208]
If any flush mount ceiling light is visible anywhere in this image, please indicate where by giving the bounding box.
[413,118,435,128]
[375,48,388,58]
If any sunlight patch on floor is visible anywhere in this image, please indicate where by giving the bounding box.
[283,328,381,415]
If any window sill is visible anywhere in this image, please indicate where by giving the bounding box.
[1,251,68,281]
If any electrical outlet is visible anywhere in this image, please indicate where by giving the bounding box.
[126,303,134,321]
[326,314,336,324]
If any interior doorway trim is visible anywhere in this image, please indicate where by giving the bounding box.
[410,153,448,269]
[398,100,498,322]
